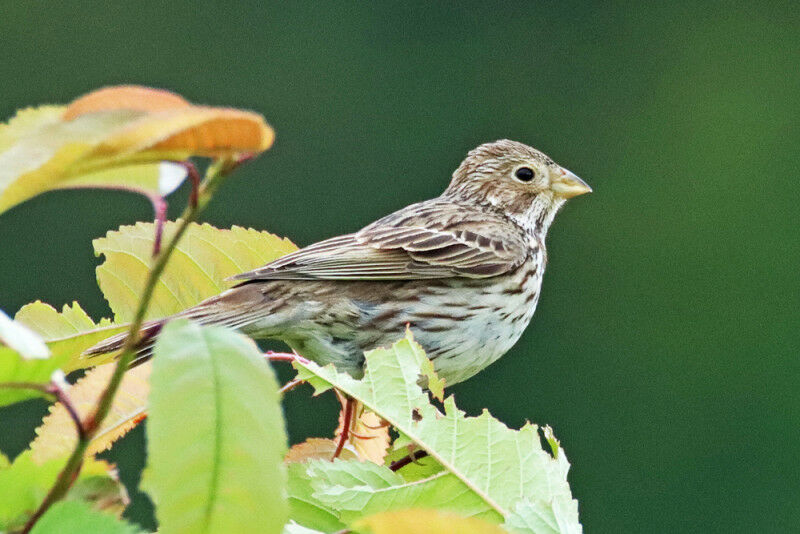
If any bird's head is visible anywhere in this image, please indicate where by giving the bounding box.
[444,139,591,232]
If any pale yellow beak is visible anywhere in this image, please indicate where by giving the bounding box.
[551,168,592,198]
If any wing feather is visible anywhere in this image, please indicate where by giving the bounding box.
[229,200,528,282]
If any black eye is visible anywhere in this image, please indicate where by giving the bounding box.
[514,167,535,182]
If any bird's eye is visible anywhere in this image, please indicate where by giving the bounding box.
[514,167,535,182]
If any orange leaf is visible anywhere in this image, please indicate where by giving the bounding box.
[63,85,191,119]
[335,400,392,465]
[0,85,274,214]
[284,438,358,463]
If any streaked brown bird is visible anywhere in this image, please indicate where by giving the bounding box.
[88,140,591,386]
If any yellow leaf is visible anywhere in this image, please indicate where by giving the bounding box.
[30,362,151,463]
[14,301,125,372]
[94,221,297,322]
[285,438,358,463]
[0,85,274,215]
[353,509,506,534]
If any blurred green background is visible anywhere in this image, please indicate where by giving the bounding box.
[1,1,798,532]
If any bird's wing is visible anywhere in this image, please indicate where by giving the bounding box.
[229,200,528,282]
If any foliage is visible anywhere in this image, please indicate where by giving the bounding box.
[94,221,297,322]
[0,309,66,407]
[30,362,151,462]
[143,320,288,534]
[0,451,127,531]
[0,87,582,533]
[288,333,580,532]
[0,85,273,215]
[29,500,142,534]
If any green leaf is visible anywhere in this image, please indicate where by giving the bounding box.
[0,451,127,531]
[0,308,49,358]
[0,307,63,407]
[504,500,582,534]
[301,459,500,524]
[30,500,142,534]
[286,462,345,533]
[282,521,326,534]
[142,320,288,534]
[94,221,297,322]
[14,301,125,372]
[292,332,581,533]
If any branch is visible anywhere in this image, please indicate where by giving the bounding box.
[21,158,240,533]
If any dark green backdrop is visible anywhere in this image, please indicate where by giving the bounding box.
[1,2,798,532]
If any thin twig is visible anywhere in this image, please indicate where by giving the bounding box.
[279,379,303,395]
[146,192,168,256]
[21,158,238,533]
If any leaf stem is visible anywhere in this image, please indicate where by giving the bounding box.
[47,373,86,442]
[21,158,236,533]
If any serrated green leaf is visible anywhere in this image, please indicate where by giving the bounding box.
[94,221,297,322]
[286,462,345,533]
[504,499,582,534]
[30,500,142,534]
[303,459,500,524]
[14,301,125,372]
[142,320,288,534]
[292,332,581,533]
[0,451,126,531]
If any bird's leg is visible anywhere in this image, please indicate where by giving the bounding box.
[332,391,355,460]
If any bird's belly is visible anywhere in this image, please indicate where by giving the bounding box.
[241,260,543,385]
[403,268,542,385]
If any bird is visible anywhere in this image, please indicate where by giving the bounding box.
[87,140,591,387]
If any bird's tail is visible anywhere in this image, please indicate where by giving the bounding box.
[82,318,166,366]
[83,284,268,364]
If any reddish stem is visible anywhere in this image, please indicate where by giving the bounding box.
[263,351,310,364]
[47,376,85,441]
[279,379,303,395]
[332,396,355,460]
[390,450,429,471]
[146,193,168,256]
